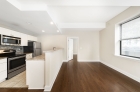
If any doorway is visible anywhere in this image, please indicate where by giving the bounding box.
[67,37,79,61]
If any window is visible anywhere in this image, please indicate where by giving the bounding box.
[120,16,140,58]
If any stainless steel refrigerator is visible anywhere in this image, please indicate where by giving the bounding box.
[28,41,42,57]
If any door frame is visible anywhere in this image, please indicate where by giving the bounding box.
[67,37,79,61]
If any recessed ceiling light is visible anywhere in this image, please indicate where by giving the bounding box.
[42,30,45,32]
[50,22,53,25]
[57,30,59,32]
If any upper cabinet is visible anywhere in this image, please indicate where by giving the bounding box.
[27,35,37,42]
[0,27,20,37]
[0,27,11,36]
[10,30,21,37]
[0,26,38,46]
[20,33,28,46]
[33,36,37,41]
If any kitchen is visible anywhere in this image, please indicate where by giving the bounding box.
[0,27,41,88]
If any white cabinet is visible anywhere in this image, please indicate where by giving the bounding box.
[0,27,20,37]
[27,35,32,41]
[10,30,20,37]
[27,35,37,42]
[0,71,7,82]
[26,53,33,60]
[0,27,11,36]
[20,33,28,46]
[0,26,38,45]
[33,36,37,41]
[0,58,7,83]
[0,63,7,72]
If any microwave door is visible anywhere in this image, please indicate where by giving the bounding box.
[3,38,17,45]
[1,35,21,45]
[3,38,8,45]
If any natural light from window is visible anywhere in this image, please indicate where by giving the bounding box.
[120,17,140,58]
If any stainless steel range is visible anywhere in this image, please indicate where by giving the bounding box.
[7,54,26,79]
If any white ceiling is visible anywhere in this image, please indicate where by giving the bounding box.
[0,0,134,36]
[9,0,140,6]
[0,0,59,36]
[47,6,128,23]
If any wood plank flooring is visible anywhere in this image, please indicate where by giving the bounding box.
[51,55,140,92]
[0,71,27,88]
[0,88,44,92]
[0,55,140,92]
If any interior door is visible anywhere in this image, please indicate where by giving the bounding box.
[68,39,73,60]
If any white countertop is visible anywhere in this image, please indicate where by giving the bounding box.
[43,49,63,53]
[27,54,45,61]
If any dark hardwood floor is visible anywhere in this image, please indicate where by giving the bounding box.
[0,88,44,92]
[51,55,140,92]
[0,55,140,92]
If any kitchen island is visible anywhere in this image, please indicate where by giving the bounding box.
[26,49,64,91]
[26,54,45,89]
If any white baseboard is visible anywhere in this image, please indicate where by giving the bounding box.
[78,60,100,62]
[28,87,44,89]
[101,61,140,83]
[44,62,63,92]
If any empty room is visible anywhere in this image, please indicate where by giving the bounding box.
[0,0,140,92]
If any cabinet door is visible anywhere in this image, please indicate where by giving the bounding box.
[0,71,7,82]
[21,33,28,46]
[27,35,32,41]
[33,36,37,41]
[11,30,20,37]
[0,63,7,72]
[28,35,36,41]
[0,27,11,36]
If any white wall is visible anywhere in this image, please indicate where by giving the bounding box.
[100,6,140,82]
[38,31,100,61]
[38,35,67,60]
[73,38,78,54]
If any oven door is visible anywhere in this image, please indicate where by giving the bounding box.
[8,55,26,73]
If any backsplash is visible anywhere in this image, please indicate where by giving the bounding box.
[0,45,23,54]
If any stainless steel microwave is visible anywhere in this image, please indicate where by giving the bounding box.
[0,34,21,46]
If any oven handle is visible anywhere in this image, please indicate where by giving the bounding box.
[8,55,26,61]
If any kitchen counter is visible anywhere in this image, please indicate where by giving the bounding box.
[0,50,13,54]
[27,54,45,61]
[26,54,45,89]
[43,49,63,53]
[26,49,64,90]
[0,57,7,59]
[24,52,32,54]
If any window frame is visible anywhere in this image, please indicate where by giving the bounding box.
[120,16,140,59]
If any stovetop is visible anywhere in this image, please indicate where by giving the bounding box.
[8,53,26,58]
[0,49,26,57]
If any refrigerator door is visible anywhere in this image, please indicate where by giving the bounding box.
[33,49,41,57]
[34,42,41,49]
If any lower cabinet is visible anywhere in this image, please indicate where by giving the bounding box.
[0,71,7,82]
[0,58,7,83]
